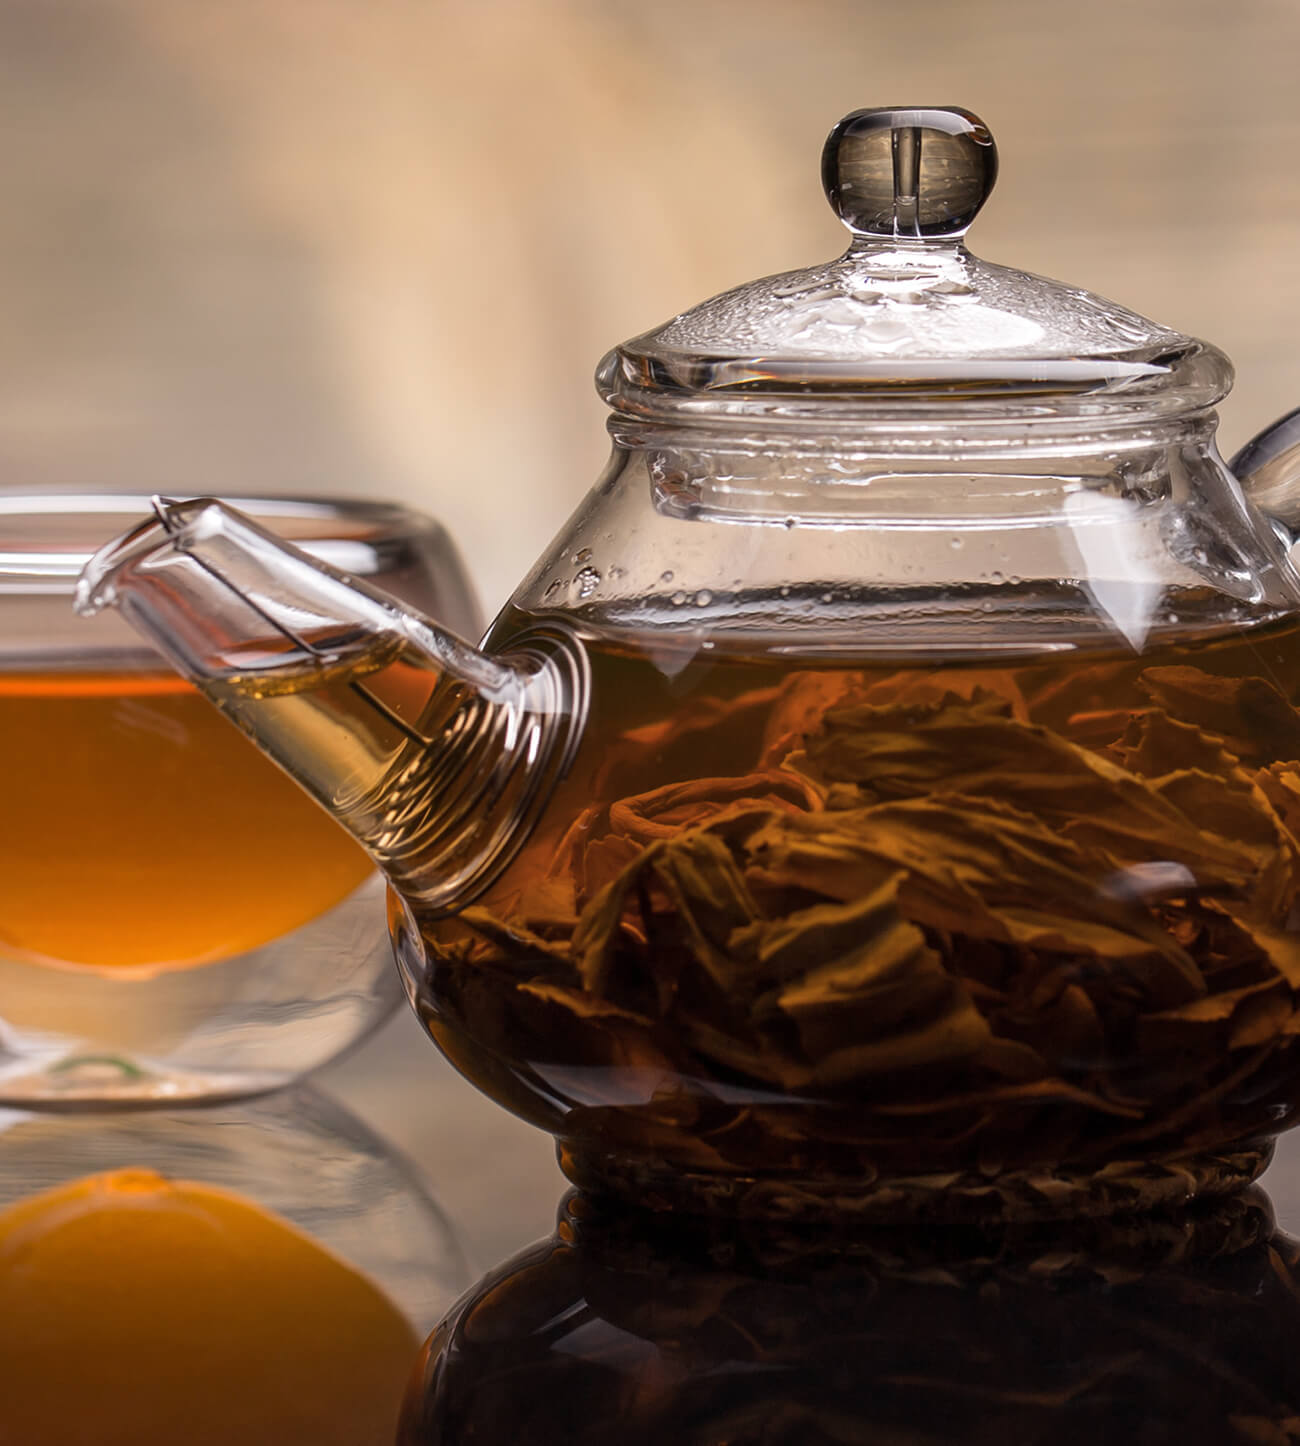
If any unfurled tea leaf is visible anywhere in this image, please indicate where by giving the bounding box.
[756,880,990,1069]
[734,877,917,983]
[648,831,762,996]
[608,771,820,844]
[1256,763,1300,843]
[572,839,667,996]
[748,797,1207,1004]
[456,906,572,963]
[517,978,654,1025]
[799,993,993,1086]
[1113,708,1246,779]
[1140,667,1300,763]
[800,695,1271,900]
[1229,989,1297,1050]
[1216,912,1300,991]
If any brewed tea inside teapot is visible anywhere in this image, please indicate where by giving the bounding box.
[76,107,1300,1222]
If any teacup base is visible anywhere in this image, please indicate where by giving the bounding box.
[0,1049,291,1110]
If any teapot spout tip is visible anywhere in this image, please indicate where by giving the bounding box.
[74,496,217,618]
[74,513,169,618]
[150,495,184,532]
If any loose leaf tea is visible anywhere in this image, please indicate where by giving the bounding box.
[414,613,1300,1216]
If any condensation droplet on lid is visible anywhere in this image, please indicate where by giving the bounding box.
[784,517,797,530]
[671,590,688,606]
[574,547,593,564]
[950,537,963,548]
[779,585,792,598]
[820,591,834,604]
[695,589,713,606]
[660,570,674,584]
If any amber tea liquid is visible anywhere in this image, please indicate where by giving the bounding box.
[0,666,371,971]
[411,606,1300,1217]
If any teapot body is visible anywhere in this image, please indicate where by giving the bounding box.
[395,429,1300,1222]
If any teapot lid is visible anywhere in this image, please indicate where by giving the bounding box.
[599,107,1231,428]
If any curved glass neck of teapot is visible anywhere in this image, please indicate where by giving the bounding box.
[616,412,1220,529]
[504,418,1298,661]
[75,499,589,914]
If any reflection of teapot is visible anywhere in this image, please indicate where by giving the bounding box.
[78,107,1300,1223]
[399,1189,1300,1445]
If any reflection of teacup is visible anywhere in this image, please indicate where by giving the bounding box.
[0,1085,469,1446]
[0,495,478,1103]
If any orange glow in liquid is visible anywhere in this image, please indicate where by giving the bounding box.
[0,670,372,970]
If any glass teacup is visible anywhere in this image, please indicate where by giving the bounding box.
[0,494,479,1105]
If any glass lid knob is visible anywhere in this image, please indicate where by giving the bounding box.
[821,106,998,241]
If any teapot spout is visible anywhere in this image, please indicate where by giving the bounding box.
[75,498,588,913]
[1231,406,1300,545]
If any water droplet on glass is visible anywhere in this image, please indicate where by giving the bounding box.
[780,585,792,598]
[820,591,834,604]
[660,570,674,584]
[572,566,601,599]
[990,571,1003,582]
[784,517,797,530]
[574,547,593,564]
[695,589,713,606]
[544,578,563,597]
[950,536,963,549]
[671,590,688,606]
[608,564,625,579]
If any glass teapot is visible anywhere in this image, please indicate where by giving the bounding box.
[76,107,1300,1223]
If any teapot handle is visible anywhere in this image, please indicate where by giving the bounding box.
[1231,406,1300,541]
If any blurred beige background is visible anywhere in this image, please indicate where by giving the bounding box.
[6,0,1300,1265]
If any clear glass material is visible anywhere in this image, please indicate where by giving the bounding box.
[0,493,479,1105]
[0,1084,470,1445]
[73,109,1300,1222]
[602,104,1231,428]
